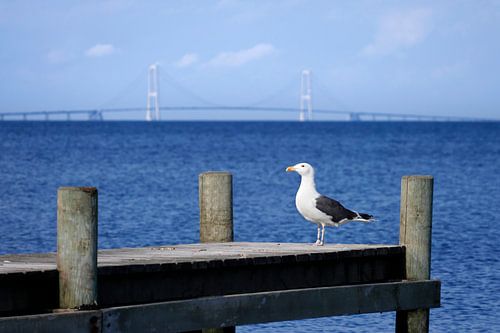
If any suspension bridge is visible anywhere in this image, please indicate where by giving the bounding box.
[0,65,479,122]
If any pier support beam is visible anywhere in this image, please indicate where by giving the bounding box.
[396,176,433,333]
[199,172,234,333]
[57,187,98,309]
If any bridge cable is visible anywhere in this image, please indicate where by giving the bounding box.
[157,67,222,107]
[241,74,297,109]
[97,69,147,110]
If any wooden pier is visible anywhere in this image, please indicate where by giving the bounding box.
[0,174,440,332]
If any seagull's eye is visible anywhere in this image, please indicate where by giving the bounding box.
[301,164,305,167]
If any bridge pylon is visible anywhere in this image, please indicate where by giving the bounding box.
[146,64,160,121]
[300,70,312,121]
[89,110,103,121]
[349,113,361,121]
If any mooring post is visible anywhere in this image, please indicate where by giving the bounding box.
[57,187,98,309]
[199,172,233,243]
[396,176,433,333]
[199,172,234,333]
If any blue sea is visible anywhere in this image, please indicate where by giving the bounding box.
[0,121,499,332]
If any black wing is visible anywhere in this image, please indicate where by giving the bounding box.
[315,195,357,223]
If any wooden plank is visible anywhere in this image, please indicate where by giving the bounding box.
[0,270,58,314]
[0,243,402,274]
[100,280,440,332]
[0,280,438,333]
[0,310,101,333]
[0,243,405,314]
[95,245,403,307]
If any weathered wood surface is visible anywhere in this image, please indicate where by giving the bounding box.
[399,176,433,280]
[100,280,440,333]
[0,242,401,274]
[199,172,233,243]
[57,187,98,309]
[0,243,404,315]
[0,280,440,333]
[199,172,234,332]
[396,176,434,333]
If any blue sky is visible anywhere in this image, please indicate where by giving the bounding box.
[1,0,499,120]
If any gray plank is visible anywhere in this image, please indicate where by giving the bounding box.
[0,243,402,274]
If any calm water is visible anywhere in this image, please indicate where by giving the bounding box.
[1,121,499,332]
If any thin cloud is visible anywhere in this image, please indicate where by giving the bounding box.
[432,62,464,79]
[46,49,68,64]
[206,43,276,67]
[174,53,199,68]
[85,43,116,57]
[362,8,432,56]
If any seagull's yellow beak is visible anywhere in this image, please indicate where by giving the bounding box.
[286,166,295,172]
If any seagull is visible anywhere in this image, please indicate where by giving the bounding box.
[286,162,373,246]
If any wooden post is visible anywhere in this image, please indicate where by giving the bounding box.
[396,176,433,333]
[199,172,233,243]
[57,187,98,309]
[199,172,234,333]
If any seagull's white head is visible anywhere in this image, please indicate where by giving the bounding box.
[286,162,314,177]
